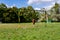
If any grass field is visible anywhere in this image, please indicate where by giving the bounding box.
[0,23,60,40]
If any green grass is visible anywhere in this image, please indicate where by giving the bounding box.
[0,23,60,40]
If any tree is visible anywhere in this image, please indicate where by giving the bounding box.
[18,6,39,23]
[24,6,39,22]
[51,3,60,22]
[0,3,7,22]
[2,7,18,23]
[0,3,39,23]
[18,7,26,23]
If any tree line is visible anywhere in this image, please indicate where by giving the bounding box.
[0,3,60,23]
[0,3,39,23]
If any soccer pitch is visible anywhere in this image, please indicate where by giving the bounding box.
[0,23,60,40]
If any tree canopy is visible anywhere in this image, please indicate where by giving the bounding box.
[0,3,60,23]
[0,3,39,23]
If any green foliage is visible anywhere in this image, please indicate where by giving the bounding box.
[49,3,60,22]
[0,3,39,23]
[0,3,60,23]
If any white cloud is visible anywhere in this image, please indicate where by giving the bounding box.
[27,0,53,5]
[6,4,10,8]
[6,4,16,8]
[41,0,52,2]
[43,0,60,10]
[57,0,60,4]
[44,2,55,10]
[10,4,16,8]
[34,8,41,10]
[28,0,40,5]
[27,0,60,10]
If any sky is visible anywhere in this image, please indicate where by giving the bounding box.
[0,0,60,10]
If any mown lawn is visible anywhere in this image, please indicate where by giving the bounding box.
[0,23,60,40]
